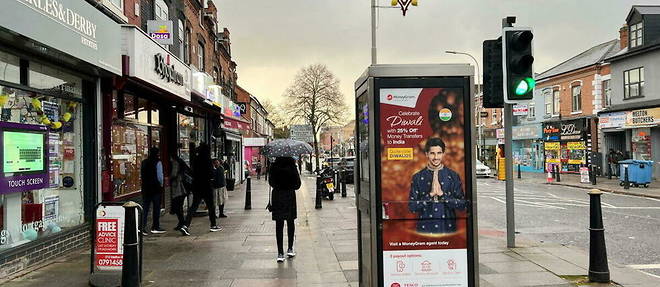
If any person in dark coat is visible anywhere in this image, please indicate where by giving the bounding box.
[408,138,468,234]
[213,159,228,218]
[170,153,191,236]
[141,147,165,235]
[185,143,222,233]
[268,157,301,262]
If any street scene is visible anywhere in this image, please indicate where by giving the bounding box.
[1,0,660,286]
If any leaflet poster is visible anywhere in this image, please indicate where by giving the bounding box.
[94,205,125,271]
[380,87,470,287]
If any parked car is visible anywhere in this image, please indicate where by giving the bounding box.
[476,160,491,178]
[338,156,355,184]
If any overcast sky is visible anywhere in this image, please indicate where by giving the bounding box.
[214,0,651,114]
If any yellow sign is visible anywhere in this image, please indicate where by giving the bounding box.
[567,141,586,150]
[387,148,413,160]
[547,158,560,163]
[497,158,506,180]
[568,159,585,164]
[544,142,560,150]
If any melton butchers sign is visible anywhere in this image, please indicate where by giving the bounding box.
[154,53,184,86]
[627,108,660,127]
[0,0,121,75]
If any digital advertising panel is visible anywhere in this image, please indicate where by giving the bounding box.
[0,122,49,194]
[379,86,472,287]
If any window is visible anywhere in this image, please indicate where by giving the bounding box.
[0,50,20,84]
[184,28,191,64]
[553,89,560,116]
[571,84,581,112]
[197,42,205,71]
[108,0,123,9]
[624,67,644,99]
[544,89,552,116]
[154,0,168,20]
[629,22,643,48]
[528,102,535,119]
[602,80,611,108]
[178,20,185,59]
[213,67,219,83]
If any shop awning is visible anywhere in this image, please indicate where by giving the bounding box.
[223,116,251,130]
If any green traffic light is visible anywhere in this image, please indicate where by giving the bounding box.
[514,77,536,96]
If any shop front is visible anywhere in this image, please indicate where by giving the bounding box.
[512,124,543,172]
[243,137,267,176]
[625,107,660,179]
[102,26,192,202]
[543,118,591,173]
[0,0,120,275]
[598,111,628,175]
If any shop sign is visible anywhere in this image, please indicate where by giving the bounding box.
[496,128,504,139]
[512,125,541,140]
[480,111,489,118]
[0,0,122,75]
[147,20,173,45]
[236,102,248,115]
[567,141,585,150]
[223,118,250,130]
[543,122,560,141]
[94,205,126,271]
[206,85,223,107]
[560,119,586,141]
[599,112,627,129]
[121,26,191,101]
[513,104,528,116]
[244,137,266,147]
[626,107,660,127]
[544,142,560,150]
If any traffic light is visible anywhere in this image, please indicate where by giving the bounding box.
[482,38,503,108]
[502,27,534,103]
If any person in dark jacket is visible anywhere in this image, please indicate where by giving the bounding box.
[408,138,468,234]
[185,143,222,233]
[268,157,301,262]
[141,147,165,235]
[170,153,191,236]
[213,159,228,218]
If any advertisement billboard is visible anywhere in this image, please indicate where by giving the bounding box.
[379,86,471,287]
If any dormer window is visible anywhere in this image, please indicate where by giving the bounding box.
[630,22,643,48]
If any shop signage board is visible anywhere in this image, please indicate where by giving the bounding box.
[559,119,586,141]
[0,122,49,194]
[243,137,266,147]
[290,125,314,143]
[626,107,660,127]
[121,26,191,101]
[496,128,504,139]
[512,104,528,116]
[580,167,590,183]
[599,112,627,129]
[378,84,473,287]
[0,0,122,75]
[512,125,541,140]
[94,205,126,271]
[147,20,174,45]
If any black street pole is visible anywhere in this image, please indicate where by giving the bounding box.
[624,166,630,190]
[555,165,561,182]
[591,165,597,185]
[244,177,252,210]
[121,201,142,287]
[315,175,323,209]
[517,164,521,179]
[588,189,610,283]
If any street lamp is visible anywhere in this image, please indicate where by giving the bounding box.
[446,50,484,161]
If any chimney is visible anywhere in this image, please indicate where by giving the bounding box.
[619,24,628,49]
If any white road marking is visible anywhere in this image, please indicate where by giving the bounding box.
[637,270,660,279]
[627,264,660,270]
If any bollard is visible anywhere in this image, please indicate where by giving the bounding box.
[554,165,561,182]
[335,171,341,193]
[121,201,142,287]
[337,172,343,195]
[588,189,610,283]
[315,175,323,209]
[607,163,612,180]
[591,165,597,185]
[623,166,630,190]
[244,177,252,210]
[341,180,347,198]
[517,164,521,179]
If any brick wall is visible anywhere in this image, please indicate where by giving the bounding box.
[123,0,142,26]
[536,66,605,119]
[0,225,89,280]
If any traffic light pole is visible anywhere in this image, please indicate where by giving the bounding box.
[503,17,516,248]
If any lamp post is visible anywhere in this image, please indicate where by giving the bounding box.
[446,50,482,161]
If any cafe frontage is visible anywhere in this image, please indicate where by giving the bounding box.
[543,118,596,173]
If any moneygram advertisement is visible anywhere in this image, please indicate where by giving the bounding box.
[94,205,125,271]
[379,87,470,287]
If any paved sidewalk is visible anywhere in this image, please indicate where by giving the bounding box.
[515,171,660,199]
[3,173,658,286]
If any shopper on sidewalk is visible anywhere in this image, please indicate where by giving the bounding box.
[170,153,192,236]
[185,143,222,233]
[141,147,166,235]
[255,161,262,180]
[268,157,301,262]
[213,159,228,218]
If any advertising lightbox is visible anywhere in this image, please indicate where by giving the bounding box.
[0,122,49,194]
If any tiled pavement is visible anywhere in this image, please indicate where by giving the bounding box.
[3,174,658,286]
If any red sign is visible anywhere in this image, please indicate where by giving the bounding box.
[223,117,251,130]
[94,205,125,271]
[96,219,119,253]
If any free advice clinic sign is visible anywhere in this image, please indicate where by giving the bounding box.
[94,205,126,271]
[379,88,470,287]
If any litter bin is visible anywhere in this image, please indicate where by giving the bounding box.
[619,160,653,188]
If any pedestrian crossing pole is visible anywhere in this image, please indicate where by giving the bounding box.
[503,16,516,248]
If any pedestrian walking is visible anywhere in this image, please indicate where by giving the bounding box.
[140,147,166,235]
[170,153,192,236]
[213,159,228,218]
[255,161,262,179]
[185,143,222,233]
[268,157,301,262]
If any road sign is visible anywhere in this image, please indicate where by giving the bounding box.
[512,104,528,116]
[290,125,314,142]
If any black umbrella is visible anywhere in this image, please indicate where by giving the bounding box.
[262,139,313,158]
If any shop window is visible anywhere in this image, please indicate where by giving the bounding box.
[624,67,644,99]
[123,94,136,119]
[571,84,581,112]
[0,50,20,84]
[28,62,83,98]
[0,84,84,249]
[150,104,160,125]
[178,20,185,60]
[137,97,149,124]
[110,124,149,197]
[109,0,122,10]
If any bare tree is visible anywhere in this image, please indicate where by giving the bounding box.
[283,64,348,169]
[262,100,289,138]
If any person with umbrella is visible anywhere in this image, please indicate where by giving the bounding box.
[263,139,312,262]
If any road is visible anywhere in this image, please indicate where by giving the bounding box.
[476,177,660,278]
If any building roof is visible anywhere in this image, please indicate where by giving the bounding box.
[536,39,620,81]
[627,5,660,22]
